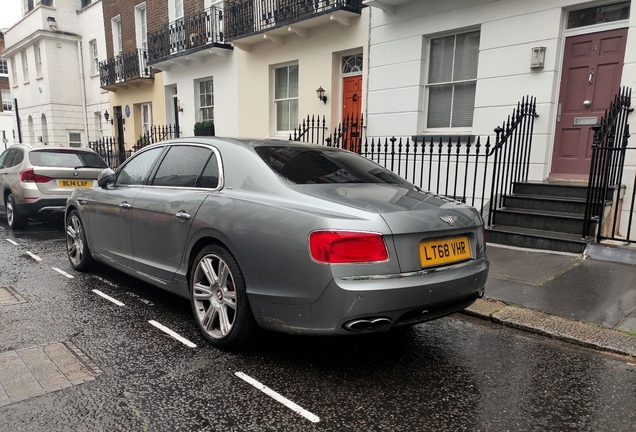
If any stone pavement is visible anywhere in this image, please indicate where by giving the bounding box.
[464,242,636,357]
[0,341,102,407]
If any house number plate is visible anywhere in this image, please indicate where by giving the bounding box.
[574,117,598,126]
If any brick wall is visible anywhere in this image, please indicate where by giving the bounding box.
[101,0,206,59]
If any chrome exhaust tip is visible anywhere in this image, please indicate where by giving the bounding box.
[344,317,392,332]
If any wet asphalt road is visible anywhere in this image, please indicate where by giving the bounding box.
[1,217,636,431]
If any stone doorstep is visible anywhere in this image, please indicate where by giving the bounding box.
[0,341,102,407]
[463,299,636,358]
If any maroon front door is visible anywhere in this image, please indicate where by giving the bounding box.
[550,28,627,180]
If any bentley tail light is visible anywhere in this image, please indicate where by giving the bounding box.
[310,231,388,264]
[20,169,52,183]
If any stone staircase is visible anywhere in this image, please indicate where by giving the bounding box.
[485,182,605,254]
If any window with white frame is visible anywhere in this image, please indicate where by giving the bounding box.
[10,57,18,84]
[1,90,12,111]
[94,111,103,139]
[0,59,7,76]
[175,0,184,19]
[426,30,480,129]
[21,50,29,82]
[69,132,82,148]
[274,64,298,133]
[198,79,214,122]
[168,0,184,22]
[135,4,148,50]
[34,43,42,78]
[89,39,99,75]
[112,16,123,55]
[22,0,55,14]
[141,103,152,135]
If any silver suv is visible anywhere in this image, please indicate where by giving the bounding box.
[0,144,108,229]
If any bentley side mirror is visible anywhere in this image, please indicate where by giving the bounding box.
[97,168,116,189]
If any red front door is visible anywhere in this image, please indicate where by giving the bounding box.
[550,28,627,179]
[342,75,362,152]
[342,75,362,121]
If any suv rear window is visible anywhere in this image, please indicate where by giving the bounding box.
[29,150,107,169]
[255,146,408,185]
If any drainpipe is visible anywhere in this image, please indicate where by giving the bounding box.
[77,39,89,147]
[14,98,22,143]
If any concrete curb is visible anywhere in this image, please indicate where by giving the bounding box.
[462,298,636,358]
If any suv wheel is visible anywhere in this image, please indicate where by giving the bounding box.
[6,194,27,229]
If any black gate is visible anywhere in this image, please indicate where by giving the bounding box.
[583,87,635,244]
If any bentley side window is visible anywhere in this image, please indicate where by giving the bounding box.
[196,152,220,189]
[116,147,163,186]
[151,145,211,188]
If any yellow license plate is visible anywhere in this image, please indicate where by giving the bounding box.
[59,180,92,188]
[419,236,471,268]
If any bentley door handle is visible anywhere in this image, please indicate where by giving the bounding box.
[119,202,132,210]
[175,211,191,221]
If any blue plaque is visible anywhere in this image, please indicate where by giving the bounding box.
[125,105,131,118]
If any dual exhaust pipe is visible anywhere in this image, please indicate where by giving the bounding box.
[343,317,392,332]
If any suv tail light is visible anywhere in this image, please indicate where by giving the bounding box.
[309,231,388,264]
[20,168,52,183]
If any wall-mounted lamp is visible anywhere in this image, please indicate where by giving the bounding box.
[530,47,546,69]
[103,110,113,125]
[316,86,328,104]
[47,16,57,31]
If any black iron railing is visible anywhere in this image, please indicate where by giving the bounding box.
[292,97,538,223]
[291,113,364,152]
[136,124,181,149]
[583,87,635,244]
[99,49,151,88]
[89,125,180,169]
[89,137,130,169]
[147,6,227,65]
[225,0,363,41]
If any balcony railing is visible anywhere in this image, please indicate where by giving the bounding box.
[147,6,228,65]
[99,48,152,88]
[225,0,364,41]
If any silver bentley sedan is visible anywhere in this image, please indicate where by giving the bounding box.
[65,138,489,348]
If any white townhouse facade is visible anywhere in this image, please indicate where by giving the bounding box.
[225,0,369,141]
[148,0,238,138]
[2,0,111,148]
[0,34,17,149]
[365,0,635,238]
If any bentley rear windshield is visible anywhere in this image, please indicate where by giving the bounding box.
[255,146,409,185]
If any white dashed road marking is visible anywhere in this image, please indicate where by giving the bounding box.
[148,320,197,348]
[5,239,18,246]
[52,267,74,279]
[26,251,42,261]
[93,275,117,287]
[92,289,125,307]
[235,372,320,423]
